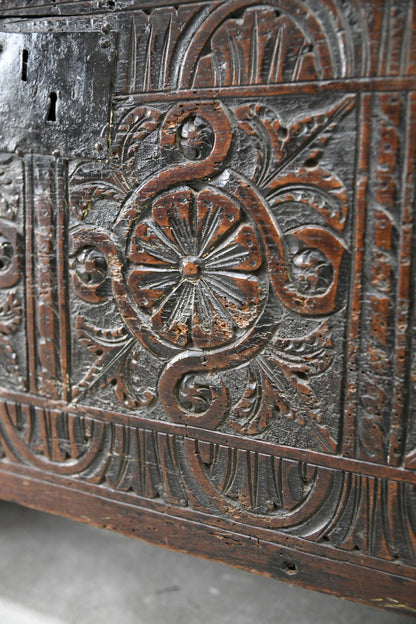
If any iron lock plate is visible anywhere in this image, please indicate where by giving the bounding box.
[0,30,116,158]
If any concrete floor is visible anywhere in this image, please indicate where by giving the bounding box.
[0,502,413,624]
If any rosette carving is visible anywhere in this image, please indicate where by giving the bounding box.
[127,186,264,349]
[70,95,353,448]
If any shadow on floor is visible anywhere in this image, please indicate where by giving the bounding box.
[0,502,412,624]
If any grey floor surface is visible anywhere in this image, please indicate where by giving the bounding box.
[0,501,413,624]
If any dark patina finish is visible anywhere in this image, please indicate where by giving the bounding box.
[0,0,415,614]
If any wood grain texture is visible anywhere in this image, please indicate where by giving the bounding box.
[0,0,415,614]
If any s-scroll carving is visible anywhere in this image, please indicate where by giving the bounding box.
[69,95,353,445]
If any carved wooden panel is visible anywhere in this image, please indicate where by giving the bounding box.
[0,0,415,613]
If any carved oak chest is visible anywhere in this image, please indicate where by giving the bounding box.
[0,0,415,614]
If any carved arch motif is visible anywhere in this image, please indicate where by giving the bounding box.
[169,0,369,88]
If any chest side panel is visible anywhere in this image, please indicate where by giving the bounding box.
[0,0,415,613]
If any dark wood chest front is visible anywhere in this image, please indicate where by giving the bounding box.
[0,0,415,614]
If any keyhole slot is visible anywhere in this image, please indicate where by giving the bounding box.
[21,49,28,81]
[47,91,57,122]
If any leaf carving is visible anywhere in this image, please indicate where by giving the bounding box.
[269,321,334,379]
[69,107,162,222]
[0,292,23,387]
[229,363,289,435]
[112,106,162,188]
[112,367,156,410]
[74,318,155,409]
[234,96,355,192]
[267,170,349,233]
[0,292,21,335]
[0,155,20,219]
[230,323,336,452]
[233,103,286,186]
[70,178,127,221]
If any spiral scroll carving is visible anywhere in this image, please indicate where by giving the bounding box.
[69,91,352,452]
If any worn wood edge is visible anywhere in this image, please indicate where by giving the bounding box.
[3,455,415,581]
[0,0,210,18]
[113,79,416,101]
[2,389,416,485]
[0,466,415,616]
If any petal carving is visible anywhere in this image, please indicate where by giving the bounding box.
[205,224,262,272]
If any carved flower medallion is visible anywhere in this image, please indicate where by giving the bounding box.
[127,185,265,349]
[69,96,353,449]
